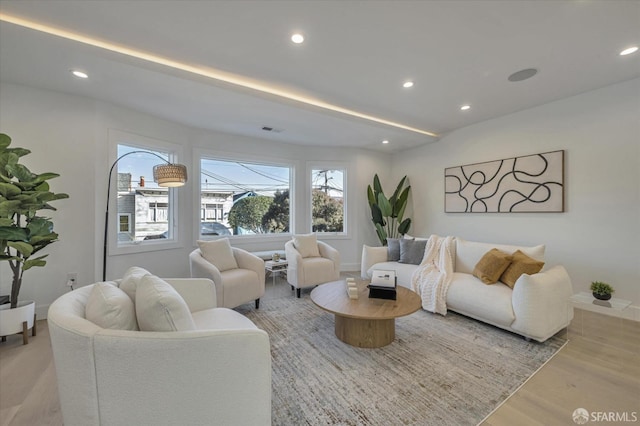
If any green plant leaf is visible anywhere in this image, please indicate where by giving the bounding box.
[377,192,392,217]
[390,175,407,205]
[23,255,48,271]
[367,185,375,207]
[5,163,35,182]
[35,172,60,183]
[394,186,411,219]
[373,174,382,196]
[371,203,384,225]
[7,241,33,257]
[0,218,13,226]
[375,223,387,246]
[398,218,412,235]
[0,226,27,241]
[0,183,21,198]
[0,134,11,150]
[0,199,22,216]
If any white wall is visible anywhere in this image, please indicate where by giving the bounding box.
[0,82,388,317]
[392,78,640,319]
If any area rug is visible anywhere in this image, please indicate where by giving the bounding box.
[238,295,565,426]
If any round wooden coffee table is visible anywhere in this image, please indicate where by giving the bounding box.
[310,279,422,348]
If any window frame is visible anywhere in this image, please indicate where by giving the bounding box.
[118,213,132,234]
[108,130,184,256]
[195,148,295,242]
[306,161,349,238]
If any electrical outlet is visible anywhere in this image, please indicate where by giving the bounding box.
[66,272,77,287]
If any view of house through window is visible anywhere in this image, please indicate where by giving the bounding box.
[116,145,174,243]
[311,169,344,233]
[200,158,291,236]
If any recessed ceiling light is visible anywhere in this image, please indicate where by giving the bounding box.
[71,70,88,79]
[620,46,638,56]
[402,81,414,88]
[291,33,304,44]
[382,140,390,144]
[460,105,471,111]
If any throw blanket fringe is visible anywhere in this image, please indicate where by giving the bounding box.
[411,235,455,315]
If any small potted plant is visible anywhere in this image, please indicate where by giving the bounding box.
[590,281,614,301]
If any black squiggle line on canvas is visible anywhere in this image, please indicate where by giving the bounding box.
[446,152,563,212]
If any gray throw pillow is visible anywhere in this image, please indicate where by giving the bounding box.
[399,238,428,265]
[387,238,401,261]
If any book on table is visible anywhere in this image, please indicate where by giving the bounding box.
[369,270,397,300]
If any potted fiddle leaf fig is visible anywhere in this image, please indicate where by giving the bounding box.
[0,133,68,342]
[367,174,412,246]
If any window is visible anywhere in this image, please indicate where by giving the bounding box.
[200,157,292,236]
[115,144,176,243]
[118,214,131,233]
[311,168,345,233]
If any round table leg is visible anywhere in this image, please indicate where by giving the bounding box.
[334,315,395,348]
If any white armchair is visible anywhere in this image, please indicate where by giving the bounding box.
[48,277,271,426]
[285,235,340,298]
[190,238,265,309]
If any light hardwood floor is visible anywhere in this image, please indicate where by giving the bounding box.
[1,291,638,426]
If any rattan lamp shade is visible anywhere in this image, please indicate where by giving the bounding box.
[153,163,188,187]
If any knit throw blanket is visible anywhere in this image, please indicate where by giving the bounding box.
[411,235,455,315]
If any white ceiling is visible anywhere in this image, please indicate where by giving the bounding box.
[1,0,639,152]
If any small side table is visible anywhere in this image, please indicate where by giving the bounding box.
[265,260,288,286]
[569,291,632,351]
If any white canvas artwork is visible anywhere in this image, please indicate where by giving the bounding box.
[445,150,564,213]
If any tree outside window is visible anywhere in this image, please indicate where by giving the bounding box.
[311,169,344,233]
[200,158,291,236]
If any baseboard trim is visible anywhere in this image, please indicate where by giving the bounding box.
[340,263,360,272]
[36,304,50,320]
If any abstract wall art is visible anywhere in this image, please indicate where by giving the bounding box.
[445,150,564,213]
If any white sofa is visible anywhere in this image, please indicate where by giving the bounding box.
[48,275,271,426]
[361,237,573,342]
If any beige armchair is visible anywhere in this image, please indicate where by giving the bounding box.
[285,235,340,298]
[190,239,265,309]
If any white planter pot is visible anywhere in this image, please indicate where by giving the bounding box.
[0,300,36,339]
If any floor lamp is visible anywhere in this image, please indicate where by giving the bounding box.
[103,151,188,281]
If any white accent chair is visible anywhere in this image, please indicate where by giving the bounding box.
[48,277,271,426]
[285,236,340,298]
[190,244,265,309]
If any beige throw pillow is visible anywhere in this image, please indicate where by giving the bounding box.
[135,275,196,332]
[293,233,320,258]
[500,250,545,288]
[86,282,139,330]
[119,266,152,302]
[197,238,238,272]
[472,248,513,284]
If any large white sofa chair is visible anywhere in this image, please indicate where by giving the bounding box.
[48,272,271,426]
[361,237,573,342]
[285,234,340,298]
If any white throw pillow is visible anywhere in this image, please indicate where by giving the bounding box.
[197,238,238,272]
[86,282,139,330]
[135,275,196,332]
[119,266,152,302]
[293,233,320,258]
